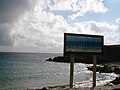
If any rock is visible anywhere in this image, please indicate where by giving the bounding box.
[99,65,113,73]
[46,56,70,63]
[87,65,113,73]
[40,87,47,90]
[46,56,93,63]
[104,82,114,86]
[87,66,93,71]
[27,87,48,90]
[46,45,120,64]
[110,76,120,85]
[114,67,120,74]
[53,56,70,62]
[46,58,52,61]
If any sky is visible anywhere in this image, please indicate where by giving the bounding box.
[0,0,120,53]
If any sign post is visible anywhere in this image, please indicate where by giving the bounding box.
[70,54,74,88]
[93,55,97,87]
[64,33,103,88]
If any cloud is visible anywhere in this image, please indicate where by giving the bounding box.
[0,0,119,52]
[47,0,108,20]
[0,0,36,23]
[0,0,37,46]
[13,4,74,48]
[74,20,119,45]
[0,23,15,45]
[13,4,119,50]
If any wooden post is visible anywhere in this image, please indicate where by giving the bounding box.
[93,55,97,87]
[70,54,74,88]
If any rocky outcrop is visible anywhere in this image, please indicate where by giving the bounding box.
[114,67,120,74]
[110,76,120,85]
[87,65,120,74]
[46,45,120,64]
[40,87,47,90]
[46,55,93,64]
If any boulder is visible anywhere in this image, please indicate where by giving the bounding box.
[46,58,52,61]
[114,67,120,74]
[110,76,120,85]
[40,87,47,90]
[87,65,113,73]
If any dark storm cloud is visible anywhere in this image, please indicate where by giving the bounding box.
[0,0,37,46]
[0,0,36,23]
[0,24,14,45]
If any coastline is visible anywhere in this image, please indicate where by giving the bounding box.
[28,62,120,90]
[28,84,120,90]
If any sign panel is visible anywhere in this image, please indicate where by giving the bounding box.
[64,33,103,55]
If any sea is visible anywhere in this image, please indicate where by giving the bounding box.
[0,52,118,90]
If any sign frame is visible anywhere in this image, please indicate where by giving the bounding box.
[64,33,104,56]
[64,33,104,88]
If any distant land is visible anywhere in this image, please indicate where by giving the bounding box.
[46,45,120,64]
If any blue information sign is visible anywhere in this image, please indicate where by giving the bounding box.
[64,33,103,55]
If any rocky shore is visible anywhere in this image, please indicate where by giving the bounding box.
[29,77,120,90]
[87,63,120,86]
[87,64,120,74]
[28,63,120,90]
[46,55,120,64]
[46,45,120,64]
[45,60,120,90]
[41,45,120,90]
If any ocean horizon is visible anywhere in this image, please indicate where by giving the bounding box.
[0,52,117,90]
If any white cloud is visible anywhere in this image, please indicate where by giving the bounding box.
[13,2,75,50]
[10,0,120,52]
[0,0,120,53]
[47,0,108,20]
[74,20,119,45]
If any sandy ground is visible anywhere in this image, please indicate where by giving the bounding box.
[27,84,120,90]
[43,84,120,90]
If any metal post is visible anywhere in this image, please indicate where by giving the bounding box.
[93,55,97,87]
[70,54,74,88]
